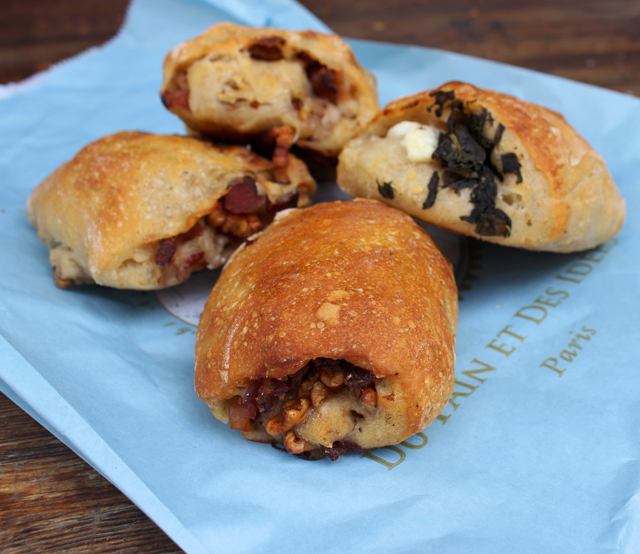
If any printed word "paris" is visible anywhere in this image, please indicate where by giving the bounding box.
[540,326,596,376]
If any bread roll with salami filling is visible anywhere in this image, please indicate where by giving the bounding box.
[195,199,457,460]
[161,23,379,175]
[27,131,315,289]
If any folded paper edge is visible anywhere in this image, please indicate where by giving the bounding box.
[0,335,210,554]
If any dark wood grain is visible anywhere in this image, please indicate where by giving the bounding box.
[1,0,638,552]
[0,0,130,82]
[0,392,182,554]
[299,0,640,96]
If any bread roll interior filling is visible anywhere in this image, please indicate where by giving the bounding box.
[228,358,379,461]
[155,175,300,287]
[50,245,94,288]
[385,90,524,237]
[155,222,231,288]
[161,37,360,149]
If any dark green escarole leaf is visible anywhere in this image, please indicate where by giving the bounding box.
[501,153,523,183]
[433,121,486,172]
[461,166,512,238]
[422,172,439,209]
[424,90,521,238]
[377,179,394,199]
[442,170,478,193]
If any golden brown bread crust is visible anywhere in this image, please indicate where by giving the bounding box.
[160,23,379,158]
[337,81,625,252]
[194,199,458,454]
[27,131,316,289]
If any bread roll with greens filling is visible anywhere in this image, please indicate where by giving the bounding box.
[337,82,625,252]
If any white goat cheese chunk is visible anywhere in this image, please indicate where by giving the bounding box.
[387,121,422,138]
[386,121,440,163]
[404,126,440,163]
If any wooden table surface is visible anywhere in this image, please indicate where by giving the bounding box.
[1,1,639,552]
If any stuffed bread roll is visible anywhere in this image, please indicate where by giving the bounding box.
[27,131,315,289]
[337,81,625,252]
[160,23,379,172]
[195,199,458,460]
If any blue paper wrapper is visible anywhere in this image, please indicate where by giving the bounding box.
[1,1,639,552]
